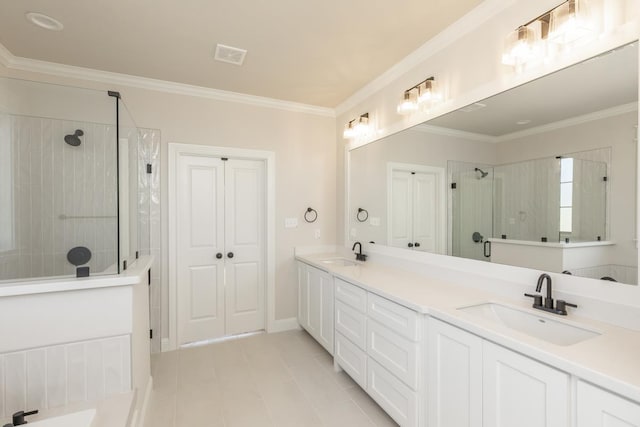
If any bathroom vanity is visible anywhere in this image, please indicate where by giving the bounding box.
[295,250,640,427]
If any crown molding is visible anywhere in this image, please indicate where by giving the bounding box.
[0,42,335,117]
[412,123,496,143]
[494,102,639,143]
[334,0,516,116]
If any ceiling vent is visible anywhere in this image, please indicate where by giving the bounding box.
[214,44,247,66]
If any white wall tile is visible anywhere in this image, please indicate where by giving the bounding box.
[1,335,130,418]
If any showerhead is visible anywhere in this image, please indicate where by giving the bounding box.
[64,129,84,146]
[474,167,489,179]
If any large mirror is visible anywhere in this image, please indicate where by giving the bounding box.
[349,42,638,285]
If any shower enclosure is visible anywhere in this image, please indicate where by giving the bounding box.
[0,77,152,281]
[449,151,609,261]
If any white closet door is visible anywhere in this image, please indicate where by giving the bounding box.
[177,155,225,345]
[412,172,437,252]
[224,159,266,335]
[389,170,413,249]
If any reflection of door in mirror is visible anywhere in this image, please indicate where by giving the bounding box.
[387,162,445,253]
[449,161,494,261]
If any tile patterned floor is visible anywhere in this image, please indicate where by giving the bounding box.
[145,329,398,427]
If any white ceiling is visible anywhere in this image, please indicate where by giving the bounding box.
[0,0,483,108]
[427,43,639,137]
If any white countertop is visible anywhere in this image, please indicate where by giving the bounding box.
[296,252,640,403]
[0,256,153,297]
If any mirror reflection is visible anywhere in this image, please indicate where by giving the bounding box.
[349,42,638,285]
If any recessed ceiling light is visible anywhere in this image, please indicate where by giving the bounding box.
[516,119,532,125]
[213,44,247,66]
[25,12,64,31]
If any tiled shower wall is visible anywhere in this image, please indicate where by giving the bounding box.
[137,128,162,353]
[0,335,131,419]
[0,114,118,280]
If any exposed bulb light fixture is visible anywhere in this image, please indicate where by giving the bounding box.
[501,0,600,72]
[343,113,372,140]
[397,77,442,116]
[501,26,538,67]
[548,0,595,45]
[397,90,418,115]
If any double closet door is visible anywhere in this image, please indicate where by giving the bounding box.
[177,155,265,345]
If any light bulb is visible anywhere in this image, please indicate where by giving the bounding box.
[417,79,442,106]
[548,0,595,46]
[343,120,356,139]
[502,26,537,67]
[397,90,418,115]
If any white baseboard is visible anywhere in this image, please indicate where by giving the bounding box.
[137,376,153,427]
[268,317,300,333]
[160,338,171,352]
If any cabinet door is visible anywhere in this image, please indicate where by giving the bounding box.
[428,318,482,427]
[483,342,569,427]
[577,381,640,427]
[297,262,309,330]
[318,268,334,354]
[307,265,333,354]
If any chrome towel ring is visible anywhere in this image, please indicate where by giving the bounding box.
[356,208,369,222]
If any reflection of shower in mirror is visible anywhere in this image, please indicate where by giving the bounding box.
[474,167,489,179]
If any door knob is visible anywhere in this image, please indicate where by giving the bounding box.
[408,243,414,248]
[227,252,234,259]
[216,253,222,259]
[414,242,420,247]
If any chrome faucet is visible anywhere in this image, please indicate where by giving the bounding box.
[525,273,577,316]
[352,242,367,262]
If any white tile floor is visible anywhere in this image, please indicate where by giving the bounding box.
[146,329,398,427]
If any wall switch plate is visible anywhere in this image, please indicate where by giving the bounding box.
[370,217,381,226]
[314,229,321,239]
[285,218,298,228]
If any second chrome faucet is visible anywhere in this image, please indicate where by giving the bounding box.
[525,273,577,316]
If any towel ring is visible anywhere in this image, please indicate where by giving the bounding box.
[304,207,318,223]
[356,208,369,222]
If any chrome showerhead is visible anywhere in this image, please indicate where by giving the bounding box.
[64,129,84,146]
[474,167,489,179]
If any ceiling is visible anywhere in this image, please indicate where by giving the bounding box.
[427,42,639,138]
[0,0,483,108]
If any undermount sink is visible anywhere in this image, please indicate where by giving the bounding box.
[320,257,358,267]
[457,302,601,346]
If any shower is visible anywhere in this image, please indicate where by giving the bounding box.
[64,129,84,146]
[475,167,489,179]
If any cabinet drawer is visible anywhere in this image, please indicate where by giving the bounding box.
[368,293,419,341]
[368,358,418,427]
[335,300,367,350]
[335,332,367,390]
[367,319,419,390]
[335,278,367,313]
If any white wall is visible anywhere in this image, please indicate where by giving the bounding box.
[0,65,337,342]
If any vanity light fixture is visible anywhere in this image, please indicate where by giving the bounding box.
[548,0,595,45]
[501,0,598,72]
[397,77,442,116]
[343,113,371,140]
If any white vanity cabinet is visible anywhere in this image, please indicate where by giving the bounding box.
[297,261,334,354]
[483,341,569,427]
[577,381,640,427]
[427,318,482,427]
[334,277,422,427]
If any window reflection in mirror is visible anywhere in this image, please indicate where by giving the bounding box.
[348,42,638,285]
